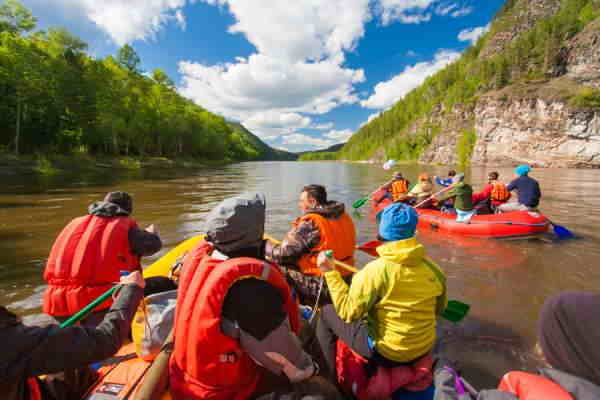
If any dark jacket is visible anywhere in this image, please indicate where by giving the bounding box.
[0,285,143,400]
[264,201,346,268]
[438,183,474,211]
[506,176,541,208]
[88,201,162,257]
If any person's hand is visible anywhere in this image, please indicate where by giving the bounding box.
[317,251,335,273]
[145,224,159,235]
[120,271,145,288]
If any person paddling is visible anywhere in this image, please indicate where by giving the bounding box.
[435,173,475,222]
[265,184,356,306]
[472,171,511,214]
[43,192,162,326]
[406,173,434,207]
[498,165,542,213]
[434,170,456,187]
[0,271,145,400]
[315,203,446,398]
[169,193,334,400]
[380,172,411,202]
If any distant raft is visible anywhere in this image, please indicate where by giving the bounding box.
[372,189,550,239]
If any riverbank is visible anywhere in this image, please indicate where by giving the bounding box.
[0,153,230,176]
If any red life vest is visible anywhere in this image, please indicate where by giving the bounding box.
[27,378,42,400]
[296,212,356,276]
[498,371,574,400]
[169,240,300,400]
[43,215,140,316]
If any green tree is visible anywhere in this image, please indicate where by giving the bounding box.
[0,0,36,34]
[117,44,141,74]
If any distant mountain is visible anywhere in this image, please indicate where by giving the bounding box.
[227,122,298,161]
[297,143,345,161]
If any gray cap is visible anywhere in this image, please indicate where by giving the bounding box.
[205,192,266,253]
[453,173,465,183]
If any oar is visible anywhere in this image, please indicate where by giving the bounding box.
[265,235,469,323]
[59,286,118,329]
[548,219,574,239]
[412,184,454,209]
[352,179,394,210]
[356,240,470,323]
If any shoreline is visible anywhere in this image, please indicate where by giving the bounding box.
[0,153,230,176]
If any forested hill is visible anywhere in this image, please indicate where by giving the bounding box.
[228,122,298,161]
[339,0,600,168]
[0,0,285,163]
[298,143,345,161]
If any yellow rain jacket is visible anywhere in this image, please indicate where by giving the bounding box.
[324,237,447,362]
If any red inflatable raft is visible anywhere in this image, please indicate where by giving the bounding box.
[371,189,549,239]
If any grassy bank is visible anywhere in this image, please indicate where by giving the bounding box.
[0,152,227,176]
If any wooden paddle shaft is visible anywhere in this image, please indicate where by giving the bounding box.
[413,184,454,209]
[134,329,174,400]
[264,234,358,274]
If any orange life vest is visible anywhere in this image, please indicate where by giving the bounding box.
[391,180,409,201]
[296,212,356,276]
[498,371,574,400]
[43,215,140,316]
[169,240,300,400]
[491,182,511,202]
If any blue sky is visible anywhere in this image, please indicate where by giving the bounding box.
[23,0,505,152]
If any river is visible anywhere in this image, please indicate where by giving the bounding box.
[1,161,599,388]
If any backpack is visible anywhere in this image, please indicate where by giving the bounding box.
[131,289,177,361]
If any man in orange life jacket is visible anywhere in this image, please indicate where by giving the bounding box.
[472,172,511,214]
[0,271,145,400]
[380,172,411,202]
[43,192,162,326]
[264,184,356,306]
[169,192,336,400]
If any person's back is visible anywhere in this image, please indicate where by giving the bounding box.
[43,192,161,321]
[509,175,541,208]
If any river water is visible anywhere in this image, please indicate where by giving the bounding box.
[1,161,599,388]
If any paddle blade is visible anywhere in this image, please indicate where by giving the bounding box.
[357,240,382,257]
[352,197,369,209]
[441,300,470,323]
[553,223,574,239]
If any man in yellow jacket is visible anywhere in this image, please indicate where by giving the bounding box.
[315,202,446,380]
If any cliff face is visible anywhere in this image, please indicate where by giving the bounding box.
[418,4,600,168]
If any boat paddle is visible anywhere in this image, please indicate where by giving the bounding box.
[59,285,118,328]
[547,219,574,239]
[265,235,469,323]
[356,240,470,323]
[352,179,394,210]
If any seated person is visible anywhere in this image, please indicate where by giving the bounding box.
[472,172,511,214]
[380,172,411,202]
[446,292,600,399]
[498,165,541,213]
[435,173,475,222]
[406,173,434,208]
[169,192,333,400]
[265,185,356,306]
[434,170,456,187]
[315,203,447,398]
[0,272,145,400]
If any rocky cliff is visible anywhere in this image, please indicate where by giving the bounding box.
[419,2,600,168]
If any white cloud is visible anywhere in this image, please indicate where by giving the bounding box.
[360,112,381,127]
[451,6,473,17]
[242,111,311,138]
[434,3,457,15]
[282,133,335,148]
[406,50,419,57]
[361,49,461,109]
[49,0,190,45]
[324,129,353,142]
[458,24,490,44]
[312,122,335,131]
[377,0,435,25]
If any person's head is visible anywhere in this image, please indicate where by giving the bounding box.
[448,170,457,178]
[418,173,431,183]
[514,164,531,177]
[538,292,600,386]
[377,202,418,242]
[299,184,327,212]
[104,191,133,214]
[205,192,266,255]
[488,171,499,182]
[394,172,403,180]
[453,173,465,184]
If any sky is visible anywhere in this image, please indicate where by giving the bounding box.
[22,0,505,152]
